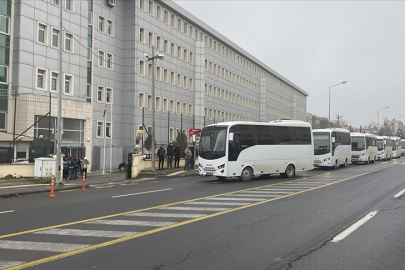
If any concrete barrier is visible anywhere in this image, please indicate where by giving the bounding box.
[0,163,34,178]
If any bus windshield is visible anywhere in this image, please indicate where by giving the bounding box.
[313,132,330,155]
[199,126,228,160]
[376,140,384,151]
[351,137,365,151]
[391,140,397,150]
[401,141,405,148]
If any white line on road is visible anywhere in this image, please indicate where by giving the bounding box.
[125,213,207,218]
[205,197,266,201]
[243,191,293,194]
[34,229,139,238]
[112,188,172,198]
[86,220,175,227]
[0,240,90,252]
[0,210,15,215]
[331,210,379,243]
[394,187,405,198]
[260,188,304,191]
[0,260,25,268]
[159,206,231,211]
[224,194,280,197]
[184,202,249,206]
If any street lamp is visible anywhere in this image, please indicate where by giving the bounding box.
[377,106,389,130]
[145,47,164,171]
[393,116,403,120]
[329,81,347,128]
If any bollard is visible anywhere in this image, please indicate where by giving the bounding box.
[50,175,55,197]
[82,171,86,191]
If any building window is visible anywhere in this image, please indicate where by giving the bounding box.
[0,66,7,84]
[36,68,47,90]
[106,53,113,69]
[189,78,193,91]
[155,96,161,111]
[177,18,182,31]
[139,0,145,11]
[148,0,153,15]
[170,71,175,85]
[183,22,188,35]
[65,33,73,53]
[52,0,60,6]
[65,0,73,12]
[97,121,104,138]
[106,88,112,104]
[188,104,193,116]
[156,66,161,81]
[99,16,105,32]
[107,20,113,36]
[163,40,169,54]
[170,43,175,56]
[156,36,161,50]
[148,32,153,46]
[98,50,105,67]
[138,92,145,108]
[176,101,181,115]
[37,22,47,45]
[170,100,174,113]
[177,46,182,60]
[169,127,174,142]
[156,5,161,20]
[147,63,152,78]
[170,14,175,28]
[177,74,181,88]
[164,10,169,24]
[139,27,145,43]
[64,74,73,95]
[106,122,112,138]
[163,68,168,83]
[50,71,58,92]
[139,60,145,76]
[0,15,9,35]
[189,52,193,65]
[182,102,187,116]
[51,27,59,48]
[0,111,6,130]
[163,98,168,112]
[183,49,188,62]
[183,76,187,89]
[97,86,104,102]
[147,94,152,110]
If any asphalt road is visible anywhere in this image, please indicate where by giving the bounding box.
[0,159,404,270]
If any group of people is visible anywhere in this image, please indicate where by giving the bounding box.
[62,154,89,180]
[156,143,196,171]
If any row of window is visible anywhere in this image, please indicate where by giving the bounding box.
[139,27,193,65]
[266,90,292,107]
[266,107,292,120]
[138,0,263,78]
[138,92,193,117]
[205,59,259,93]
[204,84,259,111]
[35,67,73,95]
[138,60,193,91]
[96,85,113,104]
[97,50,113,70]
[265,73,306,101]
[37,22,74,53]
[41,0,74,12]
[96,121,111,139]
[204,107,257,122]
[98,15,114,37]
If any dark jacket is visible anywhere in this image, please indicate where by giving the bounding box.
[167,145,174,157]
[157,148,166,158]
[174,146,181,158]
[68,158,75,169]
[190,146,195,159]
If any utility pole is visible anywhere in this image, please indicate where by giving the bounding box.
[55,0,63,184]
[335,114,343,128]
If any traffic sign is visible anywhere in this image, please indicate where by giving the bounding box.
[189,128,201,137]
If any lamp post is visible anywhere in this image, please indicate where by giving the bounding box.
[145,47,164,171]
[377,106,389,131]
[329,81,347,128]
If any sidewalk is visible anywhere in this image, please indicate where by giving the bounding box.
[0,166,197,198]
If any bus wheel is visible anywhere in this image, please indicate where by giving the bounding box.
[366,157,370,165]
[340,159,347,168]
[240,167,253,182]
[284,164,295,178]
[333,160,338,170]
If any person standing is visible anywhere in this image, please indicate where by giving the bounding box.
[63,157,69,180]
[167,142,174,168]
[174,144,181,168]
[157,145,166,170]
[184,146,192,171]
[68,155,75,180]
[190,143,195,171]
[81,157,89,179]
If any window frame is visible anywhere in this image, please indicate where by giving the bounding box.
[106,53,113,70]
[105,122,112,139]
[106,87,113,104]
[50,26,60,49]
[50,71,59,93]
[35,67,47,91]
[138,92,145,108]
[64,32,74,53]
[37,22,47,45]
[98,15,105,33]
[98,49,105,68]
[106,19,114,37]
[64,0,74,12]
[63,73,74,96]
[97,85,105,103]
[96,121,104,138]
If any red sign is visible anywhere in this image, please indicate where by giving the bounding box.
[189,128,201,137]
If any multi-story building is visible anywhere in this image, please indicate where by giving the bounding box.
[0,0,308,170]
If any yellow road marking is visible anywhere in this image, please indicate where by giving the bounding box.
[94,185,115,189]
[59,190,77,193]
[166,171,186,177]
[120,183,138,186]
[4,164,395,270]
[0,184,49,189]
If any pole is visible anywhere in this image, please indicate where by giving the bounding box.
[12,89,17,162]
[328,86,331,128]
[151,46,156,171]
[48,91,51,156]
[102,105,107,174]
[181,113,183,133]
[109,104,112,173]
[168,111,170,145]
[142,107,144,154]
[55,0,63,184]
[193,114,195,129]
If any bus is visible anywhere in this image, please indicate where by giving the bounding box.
[401,139,405,156]
[390,136,401,158]
[313,128,351,169]
[376,136,393,161]
[198,120,313,181]
[350,133,378,164]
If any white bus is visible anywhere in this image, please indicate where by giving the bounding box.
[313,129,351,169]
[390,136,401,159]
[376,136,393,161]
[401,139,405,156]
[350,133,378,164]
[198,120,313,181]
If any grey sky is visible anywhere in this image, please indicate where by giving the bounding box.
[174,0,405,127]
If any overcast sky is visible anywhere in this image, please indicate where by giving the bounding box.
[174,0,405,127]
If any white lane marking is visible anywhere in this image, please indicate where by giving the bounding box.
[205,197,265,201]
[331,210,379,243]
[0,210,15,215]
[159,206,231,211]
[223,194,280,197]
[0,240,90,252]
[34,229,138,238]
[125,213,207,218]
[394,187,405,198]
[260,188,304,191]
[276,184,319,187]
[112,188,172,198]
[184,202,249,206]
[0,260,25,268]
[86,220,175,227]
[243,191,293,194]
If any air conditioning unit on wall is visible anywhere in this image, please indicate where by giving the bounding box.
[107,0,116,7]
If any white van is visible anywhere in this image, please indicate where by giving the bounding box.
[351,133,378,164]
[376,136,393,161]
[390,136,402,158]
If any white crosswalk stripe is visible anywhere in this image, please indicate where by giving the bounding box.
[126,213,207,218]
[86,220,175,227]
[243,191,293,194]
[0,240,90,252]
[184,202,249,206]
[34,229,138,238]
[159,206,231,211]
[259,188,304,191]
[205,197,266,201]
[0,260,25,268]
[224,194,279,197]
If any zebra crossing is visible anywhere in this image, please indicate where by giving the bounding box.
[0,176,348,269]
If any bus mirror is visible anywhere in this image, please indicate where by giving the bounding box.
[229,133,234,141]
[332,137,336,143]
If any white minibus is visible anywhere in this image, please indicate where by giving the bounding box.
[313,129,351,169]
[198,120,313,181]
[390,136,401,158]
[376,136,393,161]
[350,133,378,164]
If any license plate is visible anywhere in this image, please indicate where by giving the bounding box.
[206,172,213,176]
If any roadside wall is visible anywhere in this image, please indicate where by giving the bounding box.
[0,164,34,178]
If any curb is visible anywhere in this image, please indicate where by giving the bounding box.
[0,184,84,199]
